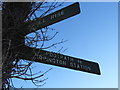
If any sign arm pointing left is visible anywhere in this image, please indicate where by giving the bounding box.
[16,46,101,75]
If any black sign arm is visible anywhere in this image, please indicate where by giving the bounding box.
[20,2,80,36]
[17,46,101,75]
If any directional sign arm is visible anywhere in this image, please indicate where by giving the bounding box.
[20,2,80,36]
[17,46,101,75]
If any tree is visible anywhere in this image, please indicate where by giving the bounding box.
[2,1,65,89]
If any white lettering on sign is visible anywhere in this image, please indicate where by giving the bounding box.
[49,52,57,58]
[69,57,74,62]
[50,10,64,20]
[34,54,92,71]
[37,10,64,25]
[77,60,82,64]
[38,19,46,25]
[70,62,91,71]
[45,52,75,62]
[34,55,67,66]
[46,58,56,64]
[56,59,67,65]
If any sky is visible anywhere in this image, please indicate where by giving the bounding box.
[12,2,118,88]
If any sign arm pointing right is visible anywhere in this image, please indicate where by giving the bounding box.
[20,2,81,36]
[17,46,101,75]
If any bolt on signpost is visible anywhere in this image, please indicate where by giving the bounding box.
[16,2,101,75]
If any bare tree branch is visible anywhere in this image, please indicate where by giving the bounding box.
[2,2,65,89]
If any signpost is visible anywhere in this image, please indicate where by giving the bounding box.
[14,2,101,75]
[22,2,80,35]
[17,46,101,75]
[3,2,101,89]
